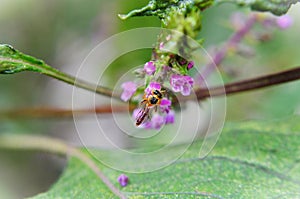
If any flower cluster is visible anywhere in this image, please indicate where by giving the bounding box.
[120,50,195,129]
[170,74,194,96]
[131,82,174,129]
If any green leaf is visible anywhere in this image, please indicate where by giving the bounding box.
[32,116,300,198]
[0,44,71,79]
[120,0,298,18]
[118,0,214,20]
[215,0,299,15]
[0,44,116,98]
[0,44,47,74]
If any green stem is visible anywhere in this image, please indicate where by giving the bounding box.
[0,44,121,99]
[38,65,120,99]
[0,134,127,199]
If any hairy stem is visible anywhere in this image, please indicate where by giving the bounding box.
[0,134,127,199]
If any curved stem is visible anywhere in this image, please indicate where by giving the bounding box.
[0,134,127,199]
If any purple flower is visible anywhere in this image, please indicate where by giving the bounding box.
[165,110,175,124]
[170,74,194,96]
[276,15,293,29]
[145,82,161,96]
[142,121,153,129]
[187,61,194,70]
[118,174,129,187]
[121,81,137,102]
[160,98,172,113]
[144,61,156,75]
[151,114,165,129]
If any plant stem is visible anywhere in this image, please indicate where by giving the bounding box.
[195,66,300,100]
[40,66,121,99]
[198,13,257,85]
[0,134,127,199]
[3,66,300,118]
[0,44,121,99]
[0,105,135,119]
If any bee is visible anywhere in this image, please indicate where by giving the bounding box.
[136,89,163,126]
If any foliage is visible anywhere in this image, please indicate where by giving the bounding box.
[32,117,300,198]
[119,0,298,20]
[0,0,300,198]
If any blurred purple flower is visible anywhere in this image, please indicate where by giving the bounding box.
[144,61,156,75]
[151,114,165,129]
[118,174,129,187]
[170,74,194,96]
[187,61,194,70]
[165,110,175,124]
[159,42,164,50]
[145,82,161,96]
[121,81,137,102]
[276,15,293,29]
[141,121,153,129]
[230,12,247,29]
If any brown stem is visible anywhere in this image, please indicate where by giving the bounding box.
[3,66,300,119]
[196,66,300,100]
[0,104,135,119]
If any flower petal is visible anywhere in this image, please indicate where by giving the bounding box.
[151,114,165,129]
[144,61,156,75]
[120,81,137,101]
[165,110,175,124]
[117,174,129,187]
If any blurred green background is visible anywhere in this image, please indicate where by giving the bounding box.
[0,0,299,198]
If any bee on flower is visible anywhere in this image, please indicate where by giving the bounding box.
[120,43,195,129]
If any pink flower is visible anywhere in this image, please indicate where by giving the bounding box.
[165,110,175,124]
[276,15,293,29]
[144,61,156,75]
[118,174,129,187]
[160,98,172,113]
[121,81,137,102]
[170,74,194,96]
[151,114,165,129]
[145,82,161,96]
[159,42,164,50]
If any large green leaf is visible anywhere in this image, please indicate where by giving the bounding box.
[32,116,300,198]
